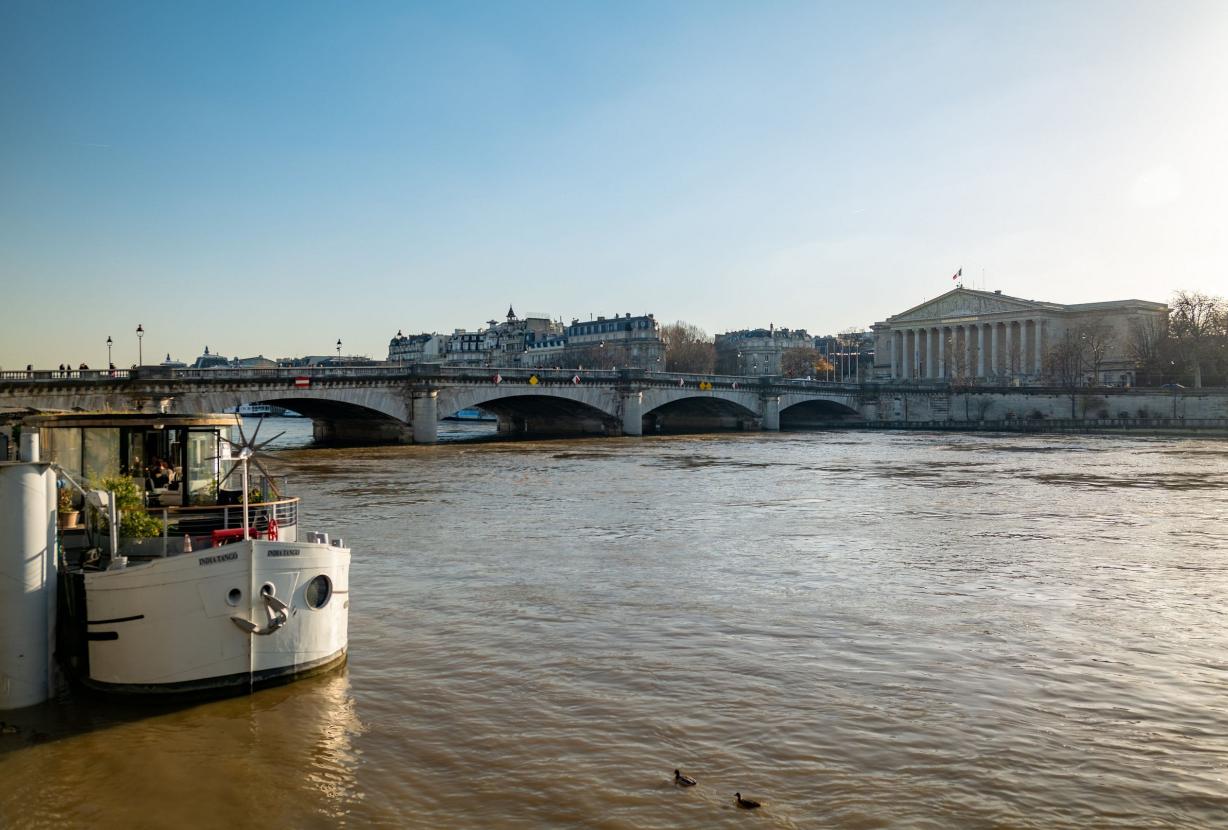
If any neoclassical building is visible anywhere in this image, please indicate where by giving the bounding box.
[871,288,1167,386]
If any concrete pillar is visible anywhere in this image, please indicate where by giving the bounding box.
[761,395,781,431]
[965,325,975,379]
[621,390,643,436]
[989,323,999,378]
[1005,320,1015,375]
[937,327,946,379]
[412,392,439,444]
[976,325,986,378]
[913,329,922,379]
[1035,319,1045,378]
[890,331,898,379]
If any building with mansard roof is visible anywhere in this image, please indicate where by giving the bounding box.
[871,287,1167,386]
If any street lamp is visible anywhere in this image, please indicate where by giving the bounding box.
[136,324,144,366]
[106,335,112,368]
[336,339,342,362]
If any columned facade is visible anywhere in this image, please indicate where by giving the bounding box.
[871,288,1168,386]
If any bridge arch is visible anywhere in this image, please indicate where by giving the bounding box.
[437,385,623,438]
[779,395,862,428]
[641,392,762,434]
[176,386,413,445]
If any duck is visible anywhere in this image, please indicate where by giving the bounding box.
[674,769,697,787]
[735,792,761,809]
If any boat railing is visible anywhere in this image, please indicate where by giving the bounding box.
[118,497,300,557]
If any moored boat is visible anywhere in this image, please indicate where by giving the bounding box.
[0,412,349,706]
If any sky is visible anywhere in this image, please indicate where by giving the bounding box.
[2,0,1226,368]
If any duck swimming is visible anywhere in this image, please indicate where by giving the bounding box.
[674,769,697,786]
[735,792,761,809]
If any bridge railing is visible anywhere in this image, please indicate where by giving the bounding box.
[0,368,131,381]
[0,362,868,392]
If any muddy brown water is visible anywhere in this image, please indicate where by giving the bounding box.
[3,426,1227,828]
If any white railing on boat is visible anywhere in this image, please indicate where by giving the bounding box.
[114,497,301,557]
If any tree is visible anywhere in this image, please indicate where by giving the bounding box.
[1045,331,1088,418]
[1170,290,1227,388]
[1126,314,1168,386]
[1080,319,1116,385]
[781,347,823,378]
[660,322,715,374]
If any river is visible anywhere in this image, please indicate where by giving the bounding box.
[3,424,1227,828]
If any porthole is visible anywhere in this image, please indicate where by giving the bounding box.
[226,588,242,606]
[304,574,332,610]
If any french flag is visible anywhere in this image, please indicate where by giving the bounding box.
[952,267,962,281]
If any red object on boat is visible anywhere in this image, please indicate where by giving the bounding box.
[211,527,258,546]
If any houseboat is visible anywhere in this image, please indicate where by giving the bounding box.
[0,412,349,706]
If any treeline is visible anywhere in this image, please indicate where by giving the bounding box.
[1128,290,1227,388]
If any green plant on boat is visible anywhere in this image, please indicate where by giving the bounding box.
[89,475,163,539]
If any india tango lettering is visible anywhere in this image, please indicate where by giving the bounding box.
[198,551,240,566]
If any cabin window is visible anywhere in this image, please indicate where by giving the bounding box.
[185,430,219,504]
[41,427,83,479]
[84,428,120,482]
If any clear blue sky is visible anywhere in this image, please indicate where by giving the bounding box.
[2,1,1225,368]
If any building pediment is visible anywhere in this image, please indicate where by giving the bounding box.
[889,289,1050,323]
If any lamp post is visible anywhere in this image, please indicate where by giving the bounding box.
[106,335,112,369]
[336,339,342,363]
[136,324,144,366]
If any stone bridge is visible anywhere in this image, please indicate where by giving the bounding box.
[0,366,866,444]
[6,366,1223,443]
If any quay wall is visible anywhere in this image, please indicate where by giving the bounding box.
[862,387,1228,425]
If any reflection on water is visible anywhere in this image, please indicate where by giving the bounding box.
[3,426,1228,828]
[1,671,362,829]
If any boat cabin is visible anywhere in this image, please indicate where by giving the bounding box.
[31,412,236,506]
[26,412,298,556]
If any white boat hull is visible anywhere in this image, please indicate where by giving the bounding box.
[80,539,349,695]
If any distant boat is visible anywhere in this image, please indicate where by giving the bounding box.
[447,407,496,422]
[224,403,302,418]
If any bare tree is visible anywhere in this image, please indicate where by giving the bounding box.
[1170,290,1226,388]
[660,322,715,374]
[1126,315,1167,385]
[1080,319,1116,385]
[1045,331,1088,417]
[945,331,973,388]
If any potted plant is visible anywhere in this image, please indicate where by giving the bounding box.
[57,485,81,529]
[90,475,164,552]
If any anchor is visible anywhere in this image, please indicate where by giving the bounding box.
[231,592,289,636]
